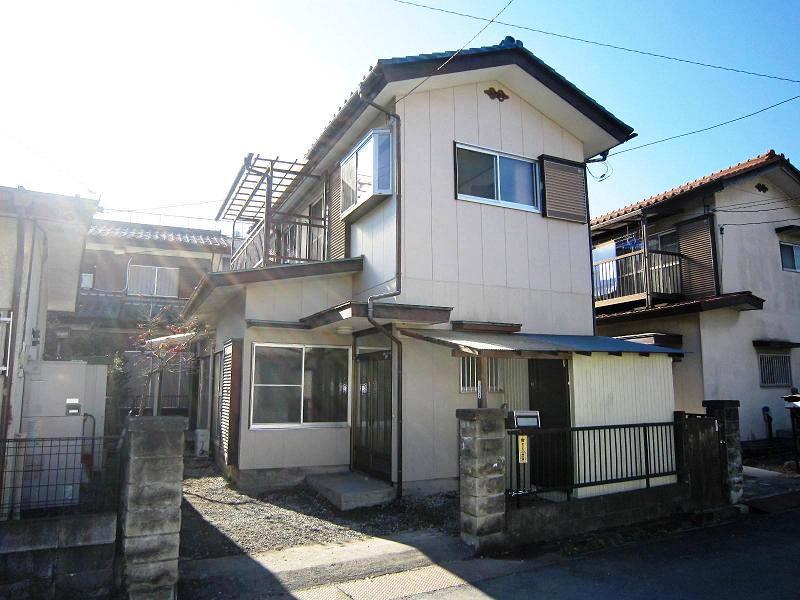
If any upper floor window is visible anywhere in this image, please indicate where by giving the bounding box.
[127,265,179,297]
[455,143,540,211]
[648,230,679,254]
[780,242,800,272]
[341,129,392,216]
[80,272,94,289]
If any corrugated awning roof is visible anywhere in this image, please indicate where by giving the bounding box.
[399,329,682,357]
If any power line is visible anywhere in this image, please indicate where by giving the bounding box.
[101,200,219,214]
[392,0,800,85]
[396,0,516,103]
[609,95,800,156]
[719,217,800,226]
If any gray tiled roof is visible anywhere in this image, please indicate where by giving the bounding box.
[89,219,229,249]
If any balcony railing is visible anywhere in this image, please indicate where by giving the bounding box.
[593,250,683,307]
[230,211,326,271]
[77,289,187,324]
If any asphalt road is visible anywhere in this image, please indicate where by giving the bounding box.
[423,508,800,599]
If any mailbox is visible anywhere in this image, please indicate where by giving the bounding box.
[65,398,81,416]
[506,410,541,430]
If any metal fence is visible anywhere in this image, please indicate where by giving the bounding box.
[506,422,677,504]
[0,436,121,518]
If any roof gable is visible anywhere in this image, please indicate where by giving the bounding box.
[592,150,794,227]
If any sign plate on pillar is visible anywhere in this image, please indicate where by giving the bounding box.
[518,435,529,464]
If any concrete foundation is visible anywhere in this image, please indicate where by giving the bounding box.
[0,512,117,599]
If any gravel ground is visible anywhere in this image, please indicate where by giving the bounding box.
[180,458,459,559]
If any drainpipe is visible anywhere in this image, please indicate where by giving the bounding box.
[358,89,404,498]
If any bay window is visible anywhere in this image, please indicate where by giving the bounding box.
[341,129,393,217]
[455,143,540,210]
[251,343,350,427]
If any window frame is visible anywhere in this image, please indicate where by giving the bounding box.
[250,342,352,430]
[758,352,793,388]
[454,142,541,213]
[340,128,393,218]
[459,356,504,394]
[126,264,180,298]
[780,241,800,272]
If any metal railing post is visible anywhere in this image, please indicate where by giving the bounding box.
[643,425,651,488]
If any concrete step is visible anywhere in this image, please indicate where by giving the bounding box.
[306,471,395,510]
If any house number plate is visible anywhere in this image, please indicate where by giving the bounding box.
[518,435,528,464]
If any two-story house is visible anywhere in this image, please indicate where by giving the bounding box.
[592,150,800,442]
[46,218,229,431]
[183,37,682,504]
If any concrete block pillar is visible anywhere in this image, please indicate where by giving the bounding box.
[119,416,187,599]
[703,400,743,505]
[456,408,507,553]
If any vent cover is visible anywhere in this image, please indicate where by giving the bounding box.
[540,156,588,223]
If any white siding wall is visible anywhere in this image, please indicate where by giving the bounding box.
[396,81,592,334]
[237,327,352,472]
[598,314,705,414]
[571,353,677,496]
[244,275,353,322]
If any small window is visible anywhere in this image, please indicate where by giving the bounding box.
[759,353,793,387]
[459,357,504,394]
[780,242,800,272]
[80,272,94,289]
[341,129,392,215]
[127,265,179,297]
[251,344,349,427]
[455,143,539,210]
[648,230,679,254]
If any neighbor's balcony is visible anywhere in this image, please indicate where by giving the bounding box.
[593,250,684,308]
[230,211,326,271]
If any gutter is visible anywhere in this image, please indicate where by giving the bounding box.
[359,89,404,499]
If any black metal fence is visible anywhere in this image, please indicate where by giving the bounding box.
[506,422,677,504]
[0,436,121,518]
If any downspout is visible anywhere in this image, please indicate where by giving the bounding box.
[358,89,404,498]
[17,222,39,435]
[1,214,25,439]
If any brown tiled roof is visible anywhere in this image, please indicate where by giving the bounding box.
[591,150,786,227]
[89,219,229,249]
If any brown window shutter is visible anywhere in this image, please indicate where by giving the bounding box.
[540,155,588,224]
[676,215,718,298]
[220,338,242,467]
[327,169,347,259]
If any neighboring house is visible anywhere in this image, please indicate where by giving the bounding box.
[46,218,229,431]
[0,186,105,442]
[184,37,681,501]
[591,150,800,442]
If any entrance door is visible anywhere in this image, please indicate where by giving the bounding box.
[354,351,392,481]
[528,359,572,490]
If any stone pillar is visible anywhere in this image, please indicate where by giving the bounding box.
[456,408,507,553]
[703,400,743,505]
[119,416,187,599]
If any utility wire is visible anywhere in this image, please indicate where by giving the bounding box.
[396,0,516,103]
[392,0,800,85]
[609,95,800,156]
[719,217,800,226]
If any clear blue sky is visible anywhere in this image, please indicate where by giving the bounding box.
[0,0,798,226]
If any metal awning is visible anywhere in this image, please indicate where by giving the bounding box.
[216,154,320,222]
[399,329,683,357]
